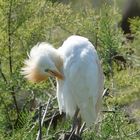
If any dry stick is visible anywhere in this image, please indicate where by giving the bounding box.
[79,122,86,136]
[38,104,42,140]
[68,128,77,140]
[41,97,51,125]
[36,98,51,140]
[28,121,38,134]
[46,111,56,136]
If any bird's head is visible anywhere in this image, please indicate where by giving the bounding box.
[21,43,63,83]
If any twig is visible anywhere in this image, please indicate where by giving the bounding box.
[28,121,38,134]
[79,122,86,136]
[102,88,109,98]
[41,98,51,126]
[36,104,42,140]
[102,110,116,113]
[36,98,51,140]
[46,111,56,136]
[68,129,76,140]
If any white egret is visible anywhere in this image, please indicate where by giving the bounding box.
[21,35,104,134]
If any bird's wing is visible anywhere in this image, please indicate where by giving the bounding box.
[64,43,102,125]
[57,36,104,126]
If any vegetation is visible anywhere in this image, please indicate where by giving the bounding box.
[0,0,140,139]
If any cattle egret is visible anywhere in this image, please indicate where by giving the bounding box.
[21,35,104,134]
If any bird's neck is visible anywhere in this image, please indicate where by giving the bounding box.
[50,48,63,73]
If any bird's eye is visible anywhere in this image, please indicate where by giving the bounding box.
[45,69,49,72]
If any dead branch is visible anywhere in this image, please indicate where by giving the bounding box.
[46,111,57,136]
[36,98,51,140]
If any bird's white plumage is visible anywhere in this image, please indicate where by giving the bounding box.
[57,35,104,126]
[22,35,104,127]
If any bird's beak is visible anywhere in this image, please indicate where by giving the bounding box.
[48,70,64,80]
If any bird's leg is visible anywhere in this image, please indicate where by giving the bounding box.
[75,115,82,135]
[70,108,79,133]
[70,107,81,135]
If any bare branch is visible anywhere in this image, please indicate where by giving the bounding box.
[36,97,51,140]
[38,104,42,140]
[46,111,56,136]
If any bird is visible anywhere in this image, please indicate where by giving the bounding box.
[21,35,104,134]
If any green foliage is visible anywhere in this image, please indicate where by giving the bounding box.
[83,111,139,140]
[0,0,140,139]
[129,18,140,66]
[96,5,123,76]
